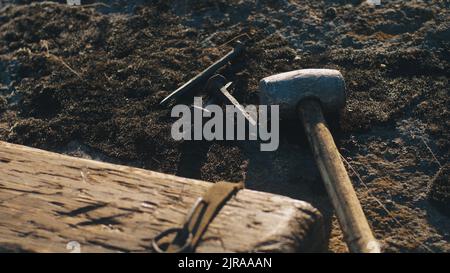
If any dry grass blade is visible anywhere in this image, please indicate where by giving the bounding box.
[340,153,435,253]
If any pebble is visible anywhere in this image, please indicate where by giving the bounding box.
[325,7,337,19]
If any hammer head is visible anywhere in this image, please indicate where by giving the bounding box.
[206,74,227,94]
[259,69,346,119]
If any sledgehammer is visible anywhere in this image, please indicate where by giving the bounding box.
[259,69,380,253]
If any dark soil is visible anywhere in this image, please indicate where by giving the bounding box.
[0,0,448,252]
[428,164,450,217]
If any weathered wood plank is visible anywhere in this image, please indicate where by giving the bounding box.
[0,141,325,253]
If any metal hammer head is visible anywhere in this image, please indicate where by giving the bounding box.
[206,74,227,94]
[259,69,346,119]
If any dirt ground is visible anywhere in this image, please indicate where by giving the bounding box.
[0,0,448,252]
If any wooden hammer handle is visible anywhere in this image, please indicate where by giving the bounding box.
[298,99,380,253]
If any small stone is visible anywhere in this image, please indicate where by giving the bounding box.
[392,138,403,146]
[417,101,429,110]
[325,7,337,19]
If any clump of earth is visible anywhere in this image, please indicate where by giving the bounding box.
[0,0,448,252]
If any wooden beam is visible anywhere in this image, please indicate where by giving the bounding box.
[0,141,325,253]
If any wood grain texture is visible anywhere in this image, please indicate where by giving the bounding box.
[0,141,325,253]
